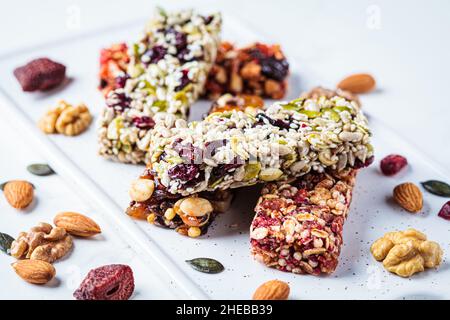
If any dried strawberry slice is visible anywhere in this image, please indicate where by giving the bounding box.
[438,201,450,220]
[380,154,408,176]
[73,264,134,300]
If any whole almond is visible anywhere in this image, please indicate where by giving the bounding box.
[54,212,101,237]
[337,73,376,94]
[3,180,34,209]
[12,259,55,284]
[393,182,423,213]
[253,280,290,300]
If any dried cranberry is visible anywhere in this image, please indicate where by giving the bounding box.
[107,92,131,111]
[380,154,407,175]
[438,201,450,220]
[203,15,214,25]
[172,140,202,163]
[293,189,309,205]
[256,113,290,129]
[172,30,187,51]
[354,155,375,169]
[143,45,167,65]
[260,57,289,81]
[168,164,200,182]
[211,159,243,178]
[73,264,134,300]
[205,139,228,158]
[115,74,129,88]
[132,116,155,129]
[175,70,190,91]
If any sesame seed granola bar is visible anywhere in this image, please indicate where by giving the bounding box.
[149,94,373,195]
[97,8,222,164]
[251,168,357,275]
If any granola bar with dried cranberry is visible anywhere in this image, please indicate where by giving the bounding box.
[149,94,373,196]
[204,42,289,100]
[251,168,357,274]
[97,8,222,164]
[98,43,129,96]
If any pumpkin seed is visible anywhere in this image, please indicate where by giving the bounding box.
[421,180,450,197]
[0,232,14,255]
[27,163,55,176]
[185,258,224,274]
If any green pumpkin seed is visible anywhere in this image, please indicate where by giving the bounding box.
[421,180,450,197]
[27,163,55,176]
[299,110,321,118]
[0,232,14,255]
[243,162,261,181]
[186,258,224,274]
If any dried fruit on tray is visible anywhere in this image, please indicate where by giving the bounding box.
[205,42,289,99]
[73,264,134,300]
[14,58,66,92]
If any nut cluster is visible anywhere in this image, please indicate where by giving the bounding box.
[38,100,92,136]
[10,222,73,263]
[371,228,443,277]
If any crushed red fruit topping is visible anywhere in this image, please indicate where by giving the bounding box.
[380,154,407,176]
[438,201,450,220]
[73,264,134,300]
[132,116,155,129]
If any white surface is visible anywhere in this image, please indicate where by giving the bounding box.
[0,6,450,300]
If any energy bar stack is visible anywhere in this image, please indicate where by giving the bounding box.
[97,9,222,164]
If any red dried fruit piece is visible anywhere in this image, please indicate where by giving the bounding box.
[73,264,134,300]
[14,58,66,92]
[380,154,408,176]
[438,201,450,220]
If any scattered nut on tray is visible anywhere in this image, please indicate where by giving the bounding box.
[371,228,443,277]
[38,100,92,136]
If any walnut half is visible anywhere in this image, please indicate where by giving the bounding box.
[10,222,73,263]
[370,228,443,277]
[38,100,92,136]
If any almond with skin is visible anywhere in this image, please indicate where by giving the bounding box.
[393,182,423,213]
[3,180,34,209]
[54,212,101,237]
[12,259,55,284]
[337,73,376,94]
[253,280,290,300]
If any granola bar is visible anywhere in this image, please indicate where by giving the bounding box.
[250,168,357,275]
[126,168,233,238]
[204,42,289,100]
[125,94,265,237]
[97,8,222,164]
[149,94,373,195]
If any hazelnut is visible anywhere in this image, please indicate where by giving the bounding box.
[179,197,213,217]
[129,179,154,202]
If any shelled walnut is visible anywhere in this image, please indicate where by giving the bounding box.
[38,100,92,136]
[370,228,443,277]
[10,222,73,263]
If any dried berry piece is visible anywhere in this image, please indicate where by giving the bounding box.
[73,264,134,300]
[438,201,450,220]
[14,58,66,92]
[380,154,408,176]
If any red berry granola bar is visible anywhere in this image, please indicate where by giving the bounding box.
[251,168,357,275]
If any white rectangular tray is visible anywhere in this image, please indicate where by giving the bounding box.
[1,13,449,300]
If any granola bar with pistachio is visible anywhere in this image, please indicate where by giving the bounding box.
[98,8,222,164]
[149,94,373,195]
